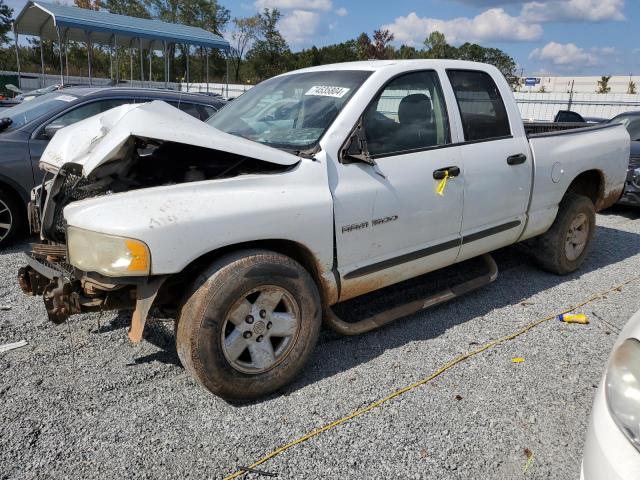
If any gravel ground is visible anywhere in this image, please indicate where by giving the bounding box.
[1,206,639,480]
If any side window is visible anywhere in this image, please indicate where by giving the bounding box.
[198,105,218,121]
[49,99,131,129]
[363,71,451,158]
[446,70,510,142]
[178,102,201,119]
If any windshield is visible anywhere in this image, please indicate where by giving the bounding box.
[609,115,640,141]
[1,92,78,130]
[207,70,371,151]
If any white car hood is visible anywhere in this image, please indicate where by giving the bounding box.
[40,100,301,176]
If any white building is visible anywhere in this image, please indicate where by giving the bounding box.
[521,75,638,94]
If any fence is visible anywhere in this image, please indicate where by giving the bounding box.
[514,91,640,121]
[0,70,251,98]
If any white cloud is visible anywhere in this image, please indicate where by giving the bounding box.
[382,8,543,46]
[521,0,625,22]
[335,7,348,17]
[529,42,600,66]
[254,0,332,11]
[279,9,322,45]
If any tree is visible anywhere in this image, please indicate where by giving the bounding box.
[627,78,637,95]
[0,0,12,46]
[423,31,454,59]
[597,75,611,94]
[74,0,101,9]
[105,0,151,18]
[246,8,290,81]
[355,29,394,60]
[228,15,260,82]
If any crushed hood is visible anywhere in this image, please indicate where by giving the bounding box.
[40,100,301,176]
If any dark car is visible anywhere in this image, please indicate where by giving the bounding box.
[0,87,226,247]
[607,112,640,207]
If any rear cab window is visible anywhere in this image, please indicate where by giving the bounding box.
[446,70,511,142]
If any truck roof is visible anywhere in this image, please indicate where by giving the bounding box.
[287,59,498,75]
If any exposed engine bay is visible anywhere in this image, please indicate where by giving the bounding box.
[35,139,292,244]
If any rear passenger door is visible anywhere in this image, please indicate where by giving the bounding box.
[333,70,465,299]
[446,69,532,262]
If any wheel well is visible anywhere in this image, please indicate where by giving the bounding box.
[0,180,28,213]
[565,170,603,206]
[165,239,333,309]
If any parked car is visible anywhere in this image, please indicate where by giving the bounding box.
[607,111,640,207]
[0,87,226,247]
[582,308,640,479]
[18,60,629,400]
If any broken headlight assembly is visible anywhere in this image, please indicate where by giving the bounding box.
[67,226,150,276]
[605,338,640,452]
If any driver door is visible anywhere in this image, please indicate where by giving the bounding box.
[332,70,465,301]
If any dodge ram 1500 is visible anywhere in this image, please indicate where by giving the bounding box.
[18,60,630,400]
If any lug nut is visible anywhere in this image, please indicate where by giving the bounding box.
[243,331,252,339]
[267,321,272,330]
[256,335,264,342]
[246,315,254,324]
[259,310,267,319]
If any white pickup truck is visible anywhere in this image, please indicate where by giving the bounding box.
[18,60,629,400]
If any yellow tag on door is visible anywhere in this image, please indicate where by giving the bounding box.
[436,170,449,196]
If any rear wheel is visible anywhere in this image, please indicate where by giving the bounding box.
[529,193,595,275]
[0,189,26,249]
[176,249,322,401]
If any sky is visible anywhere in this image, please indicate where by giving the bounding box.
[5,0,639,76]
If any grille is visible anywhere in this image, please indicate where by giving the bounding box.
[51,172,95,239]
[629,154,640,169]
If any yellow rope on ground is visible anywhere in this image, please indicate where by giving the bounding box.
[223,275,640,479]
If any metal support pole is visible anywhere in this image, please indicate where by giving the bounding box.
[129,39,134,85]
[185,44,190,92]
[12,26,21,91]
[139,37,144,85]
[115,34,119,85]
[205,47,209,93]
[148,40,153,86]
[109,34,114,84]
[163,41,168,87]
[56,27,64,86]
[86,31,92,86]
[39,32,45,88]
[64,28,69,84]
[225,51,229,98]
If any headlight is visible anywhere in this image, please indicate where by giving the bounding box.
[632,168,640,187]
[605,338,640,452]
[67,226,150,276]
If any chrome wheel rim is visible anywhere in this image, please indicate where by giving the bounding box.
[221,285,301,375]
[0,199,13,242]
[565,212,589,261]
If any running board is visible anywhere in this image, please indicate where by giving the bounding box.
[324,254,498,336]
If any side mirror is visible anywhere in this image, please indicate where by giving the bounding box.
[342,120,373,165]
[43,123,65,139]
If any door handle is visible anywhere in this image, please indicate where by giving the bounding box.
[507,153,527,165]
[433,166,460,180]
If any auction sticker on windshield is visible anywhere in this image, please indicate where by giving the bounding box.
[305,86,350,98]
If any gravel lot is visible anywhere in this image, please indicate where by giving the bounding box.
[1,206,639,480]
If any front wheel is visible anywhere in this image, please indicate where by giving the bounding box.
[176,250,322,401]
[529,193,596,275]
[0,189,26,249]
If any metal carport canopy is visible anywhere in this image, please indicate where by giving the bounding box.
[13,1,230,51]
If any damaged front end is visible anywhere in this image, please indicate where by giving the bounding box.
[17,101,300,341]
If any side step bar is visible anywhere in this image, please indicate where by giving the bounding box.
[324,254,498,336]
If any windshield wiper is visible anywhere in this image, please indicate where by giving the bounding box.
[0,118,12,132]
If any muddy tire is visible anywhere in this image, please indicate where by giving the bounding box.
[529,193,595,275]
[0,189,26,249]
[176,249,322,401]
